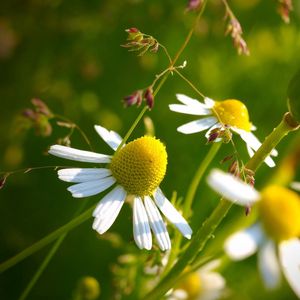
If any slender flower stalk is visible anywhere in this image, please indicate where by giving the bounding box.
[141,112,299,300]
[0,1,210,273]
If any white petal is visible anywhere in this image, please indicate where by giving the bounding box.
[200,259,222,272]
[144,196,171,251]
[200,272,226,291]
[258,240,281,289]
[133,197,152,250]
[291,182,300,192]
[233,130,277,167]
[279,238,300,298]
[224,224,264,260]
[92,185,126,234]
[176,94,210,109]
[169,104,211,116]
[49,145,111,163]
[168,289,188,300]
[207,169,260,206]
[204,97,215,108]
[153,188,192,239]
[94,125,123,151]
[58,168,111,183]
[177,117,218,134]
[67,176,116,198]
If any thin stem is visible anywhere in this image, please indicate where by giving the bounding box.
[142,112,299,300]
[173,69,205,99]
[143,198,232,300]
[171,0,208,66]
[159,43,172,64]
[183,142,222,218]
[0,0,208,274]
[0,165,72,176]
[163,142,222,274]
[18,201,88,300]
[53,114,93,151]
[245,113,298,172]
[0,203,96,274]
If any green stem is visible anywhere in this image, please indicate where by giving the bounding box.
[163,142,221,274]
[183,142,222,218]
[143,199,232,300]
[142,112,299,300]
[18,201,88,300]
[0,204,96,274]
[0,0,208,274]
[245,113,299,171]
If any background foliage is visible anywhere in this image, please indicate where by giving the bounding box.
[1,0,300,299]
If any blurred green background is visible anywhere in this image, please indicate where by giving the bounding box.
[1,0,300,299]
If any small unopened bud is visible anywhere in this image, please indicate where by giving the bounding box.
[277,0,293,23]
[228,160,239,176]
[207,128,220,143]
[123,90,143,107]
[22,109,37,120]
[31,98,52,117]
[186,0,202,11]
[245,205,251,216]
[144,87,154,110]
[220,155,233,164]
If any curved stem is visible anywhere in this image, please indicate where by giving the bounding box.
[0,204,96,274]
[0,0,208,274]
[163,142,221,274]
[53,114,93,151]
[142,112,299,300]
[18,201,88,300]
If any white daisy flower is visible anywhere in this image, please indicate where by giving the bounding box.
[166,260,226,300]
[207,169,300,298]
[169,94,278,167]
[49,125,192,251]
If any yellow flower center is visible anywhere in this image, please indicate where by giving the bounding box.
[213,99,252,131]
[110,136,167,196]
[259,185,300,241]
[177,272,202,299]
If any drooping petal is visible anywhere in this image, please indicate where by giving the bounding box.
[58,168,111,183]
[176,93,211,109]
[153,188,192,239]
[258,240,281,289]
[224,224,264,260]
[133,197,152,250]
[278,238,300,298]
[92,185,127,234]
[94,125,123,151]
[49,145,111,163]
[207,169,260,206]
[177,117,218,134]
[233,129,277,167]
[144,196,171,251]
[67,176,116,198]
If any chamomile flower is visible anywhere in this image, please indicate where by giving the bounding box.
[169,94,277,167]
[207,169,300,298]
[49,125,192,251]
[166,260,226,300]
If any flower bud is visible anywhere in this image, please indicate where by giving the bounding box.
[144,87,154,110]
[123,90,143,107]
